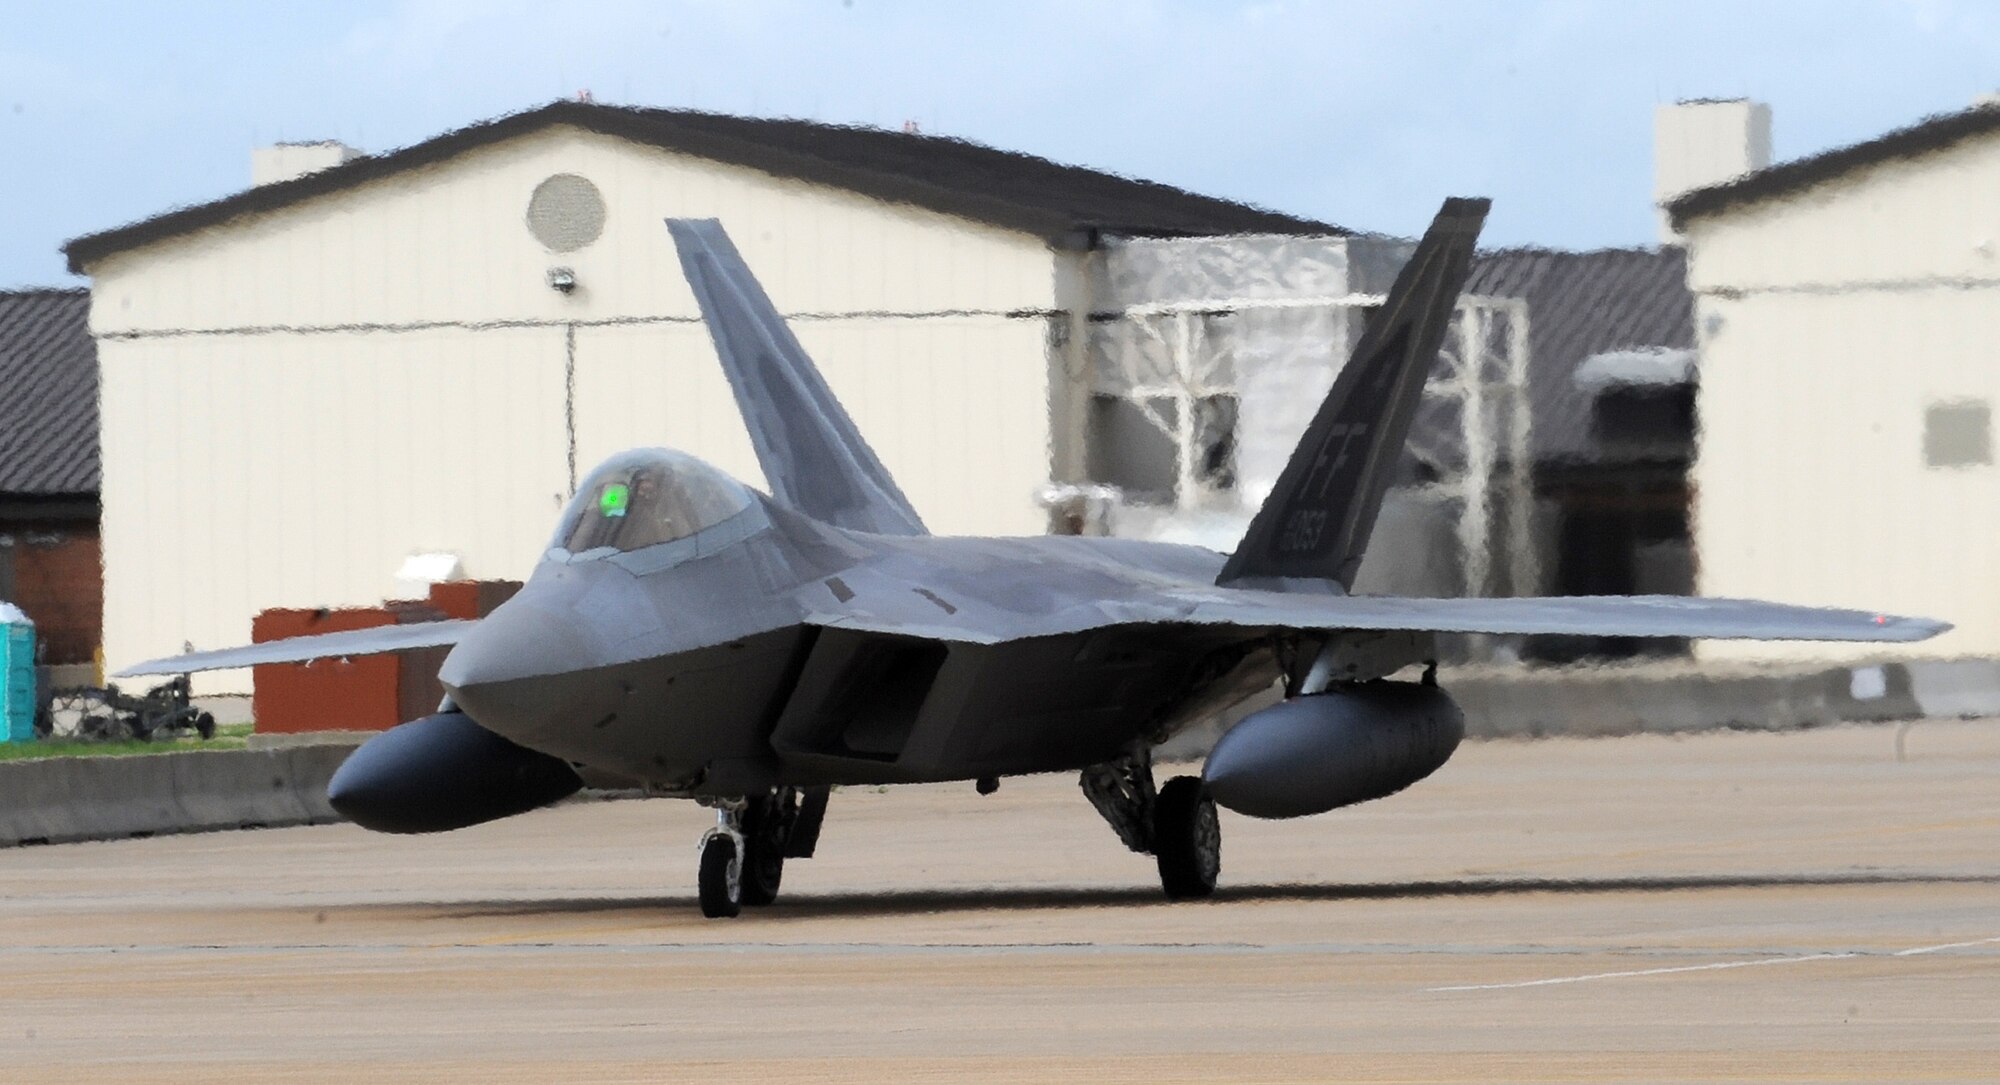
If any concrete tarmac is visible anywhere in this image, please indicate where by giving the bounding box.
[2,721,1997,1083]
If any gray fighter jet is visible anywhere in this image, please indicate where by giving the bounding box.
[124,199,1946,917]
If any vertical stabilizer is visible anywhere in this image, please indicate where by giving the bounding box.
[667,219,928,537]
[1216,198,1488,589]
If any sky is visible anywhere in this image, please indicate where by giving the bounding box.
[4,0,2000,287]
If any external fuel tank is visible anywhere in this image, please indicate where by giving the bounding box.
[1202,681,1464,819]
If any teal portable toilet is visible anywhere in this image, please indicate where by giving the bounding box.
[1,604,34,744]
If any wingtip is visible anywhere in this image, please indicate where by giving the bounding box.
[1892,616,1954,641]
[1857,611,1952,641]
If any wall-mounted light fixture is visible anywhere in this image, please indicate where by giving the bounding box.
[547,267,577,294]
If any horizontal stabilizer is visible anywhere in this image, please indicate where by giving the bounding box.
[115,619,476,677]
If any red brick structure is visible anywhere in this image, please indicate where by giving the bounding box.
[2,528,101,665]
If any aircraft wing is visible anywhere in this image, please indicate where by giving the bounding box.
[800,585,1945,646]
[1164,590,1947,643]
[115,620,477,677]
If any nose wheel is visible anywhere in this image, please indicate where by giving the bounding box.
[694,787,827,918]
[697,828,743,918]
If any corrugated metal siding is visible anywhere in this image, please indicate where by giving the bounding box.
[0,290,97,495]
[571,317,1051,537]
[98,329,570,690]
[794,317,1051,535]
[570,322,764,493]
[1461,248,1692,466]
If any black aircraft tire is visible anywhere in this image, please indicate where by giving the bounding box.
[698,834,743,918]
[738,795,791,906]
[740,839,784,906]
[1154,775,1221,901]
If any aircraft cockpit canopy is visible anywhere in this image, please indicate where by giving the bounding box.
[554,449,754,555]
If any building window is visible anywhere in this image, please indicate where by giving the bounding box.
[1924,400,1992,468]
[1591,386,1696,448]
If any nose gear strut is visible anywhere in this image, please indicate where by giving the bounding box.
[694,786,829,917]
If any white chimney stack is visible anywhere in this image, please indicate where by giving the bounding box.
[1655,99,1771,242]
[252,141,362,187]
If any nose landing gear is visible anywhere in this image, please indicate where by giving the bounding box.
[695,786,829,918]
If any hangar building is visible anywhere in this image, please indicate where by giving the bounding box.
[64,101,1337,688]
[1670,102,2000,662]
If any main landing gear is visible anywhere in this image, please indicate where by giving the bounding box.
[1081,746,1221,900]
[696,786,829,918]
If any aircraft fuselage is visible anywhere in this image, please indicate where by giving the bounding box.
[440,497,1275,795]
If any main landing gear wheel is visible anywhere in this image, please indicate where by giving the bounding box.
[1153,775,1221,901]
[697,832,743,918]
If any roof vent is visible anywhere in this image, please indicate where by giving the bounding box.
[251,141,362,186]
[526,174,607,253]
[1654,100,1771,242]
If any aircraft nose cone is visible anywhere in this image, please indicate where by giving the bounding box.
[437,599,615,748]
[438,600,596,691]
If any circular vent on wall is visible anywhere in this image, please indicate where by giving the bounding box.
[526,173,606,252]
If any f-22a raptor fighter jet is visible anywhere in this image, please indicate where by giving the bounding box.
[125,198,1946,917]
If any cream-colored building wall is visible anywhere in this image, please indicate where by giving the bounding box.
[88,123,1066,689]
[1694,290,2000,661]
[570,316,1052,532]
[98,328,570,690]
[88,125,1057,333]
[1686,133,2000,661]
[1683,134,2000,294]
[570,323,761,490]
[796,317,1052,531]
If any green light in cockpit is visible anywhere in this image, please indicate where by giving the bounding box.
[600,482,631,518]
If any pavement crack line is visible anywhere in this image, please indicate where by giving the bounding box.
[1425,935,2000,992]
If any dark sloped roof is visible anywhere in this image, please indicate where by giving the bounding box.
[1447,247,1693,466]
[66,101,1340,273]
[0,289,98,495]
[1668,103,2000,226]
